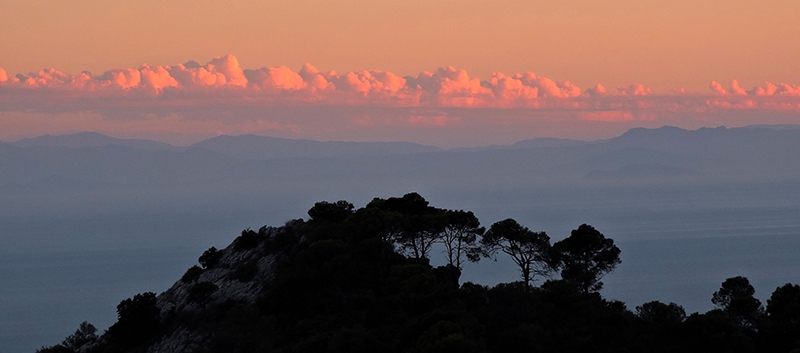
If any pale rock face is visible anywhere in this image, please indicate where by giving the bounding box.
[145,226,286,353]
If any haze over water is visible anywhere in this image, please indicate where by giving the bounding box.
[3,1,800,352]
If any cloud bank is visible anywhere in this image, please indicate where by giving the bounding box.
[710,80,800,97]
[1,55,590,107]
[2,55,799,109]
[1,55,799,147]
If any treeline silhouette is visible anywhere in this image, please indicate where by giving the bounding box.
[39,193,800,353]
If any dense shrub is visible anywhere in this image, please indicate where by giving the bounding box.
[234,228,261,250]
[181,265,204,283]
[199,247,222,269]
[105,292,162,347]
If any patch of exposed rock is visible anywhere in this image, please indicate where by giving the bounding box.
[145,224,295,353]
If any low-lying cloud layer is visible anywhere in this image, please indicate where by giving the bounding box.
[0,55,592,107]
[710,80,800,97]
[1,55,799,147]
[3,55,799,107]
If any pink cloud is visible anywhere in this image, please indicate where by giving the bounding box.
[0,55,798,114]
[434,67,487,96]
[754,82,779,96]
[584,84,608,96]
[9,68,95,90]
[729,80,747,95]
[406,66,492,106]
[617,84,652,96]
[327,70,407,95]
[486,73,539,104]
[753,82,800,96]
[301,64,334,92]
[245,66,307,92]
[169,62,227,88]
[707,80,800,97]
[100,68,142,89]
[139,64,180,92]
[709,80,745,95]
[710,81,727,95]
[27,68,72,86]
[206,55,248,87]
[516,73,581,98]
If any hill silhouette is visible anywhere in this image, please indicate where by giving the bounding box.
[36,193,800,353]
[12,132,181,151]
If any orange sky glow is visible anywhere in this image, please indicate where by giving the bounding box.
[1,0,798,147]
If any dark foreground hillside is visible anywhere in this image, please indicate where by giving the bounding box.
[39,194,800,353]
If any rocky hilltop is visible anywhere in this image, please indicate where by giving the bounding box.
[47,222,301,353]
[148,224,291,353]
[37,194,800,353]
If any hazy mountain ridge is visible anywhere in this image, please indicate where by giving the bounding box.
[609,125,800,157]
[9,124,799,162]
[12,132,182,152]
[2,125,800,218]
[190,134,443,160]
[8,132,444,160]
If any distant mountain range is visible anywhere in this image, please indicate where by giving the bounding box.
[8,132,595,154]
[11,132,182,152]
[12,124,798,157]
[190,134,443,160]
[2,124,799,218]
[11,132,445,160]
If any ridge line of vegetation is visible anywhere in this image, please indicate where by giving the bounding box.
[39,193,800,353]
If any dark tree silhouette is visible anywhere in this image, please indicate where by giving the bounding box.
[307,200,355,224]
[764,283,800,352]
[636,301,687,325]
[399,211,446,260]
[181,265,204,283]
[234,228,261,250]
[346,206,403,243]
[36,321,98,353]
[198,246,222,268]
[368,193,445,260]
[61,321,97,351]
[552,224,621,293]
[480,218,553,287]
[712,276,764,330]
[42,194,800,353]
[440,210,485,269]
[35,345,73,353]
[107,292,161,345]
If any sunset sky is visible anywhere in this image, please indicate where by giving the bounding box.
[1,0,799,147]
